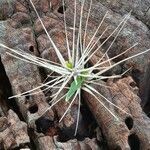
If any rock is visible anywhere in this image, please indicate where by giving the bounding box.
[0,0,150,149]
[83,77,150,149]
[0,110,30,149]
[97,0,150,28]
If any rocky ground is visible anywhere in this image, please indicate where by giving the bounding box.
[0,0,150,149]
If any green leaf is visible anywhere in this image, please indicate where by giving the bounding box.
[66,61,73,69]
[66,77,84,101]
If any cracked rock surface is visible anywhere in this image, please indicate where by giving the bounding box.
[0,0,150,149]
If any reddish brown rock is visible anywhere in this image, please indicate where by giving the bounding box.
[0,0,150,149]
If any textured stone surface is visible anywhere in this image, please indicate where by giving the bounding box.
[97,0,150,27]
[83,77,150,149]
[0,110,29,149]
[0,0,150,149]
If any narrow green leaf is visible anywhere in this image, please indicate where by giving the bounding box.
[66,77,84,101]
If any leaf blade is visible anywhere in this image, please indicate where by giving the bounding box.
[66,77,84,101]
